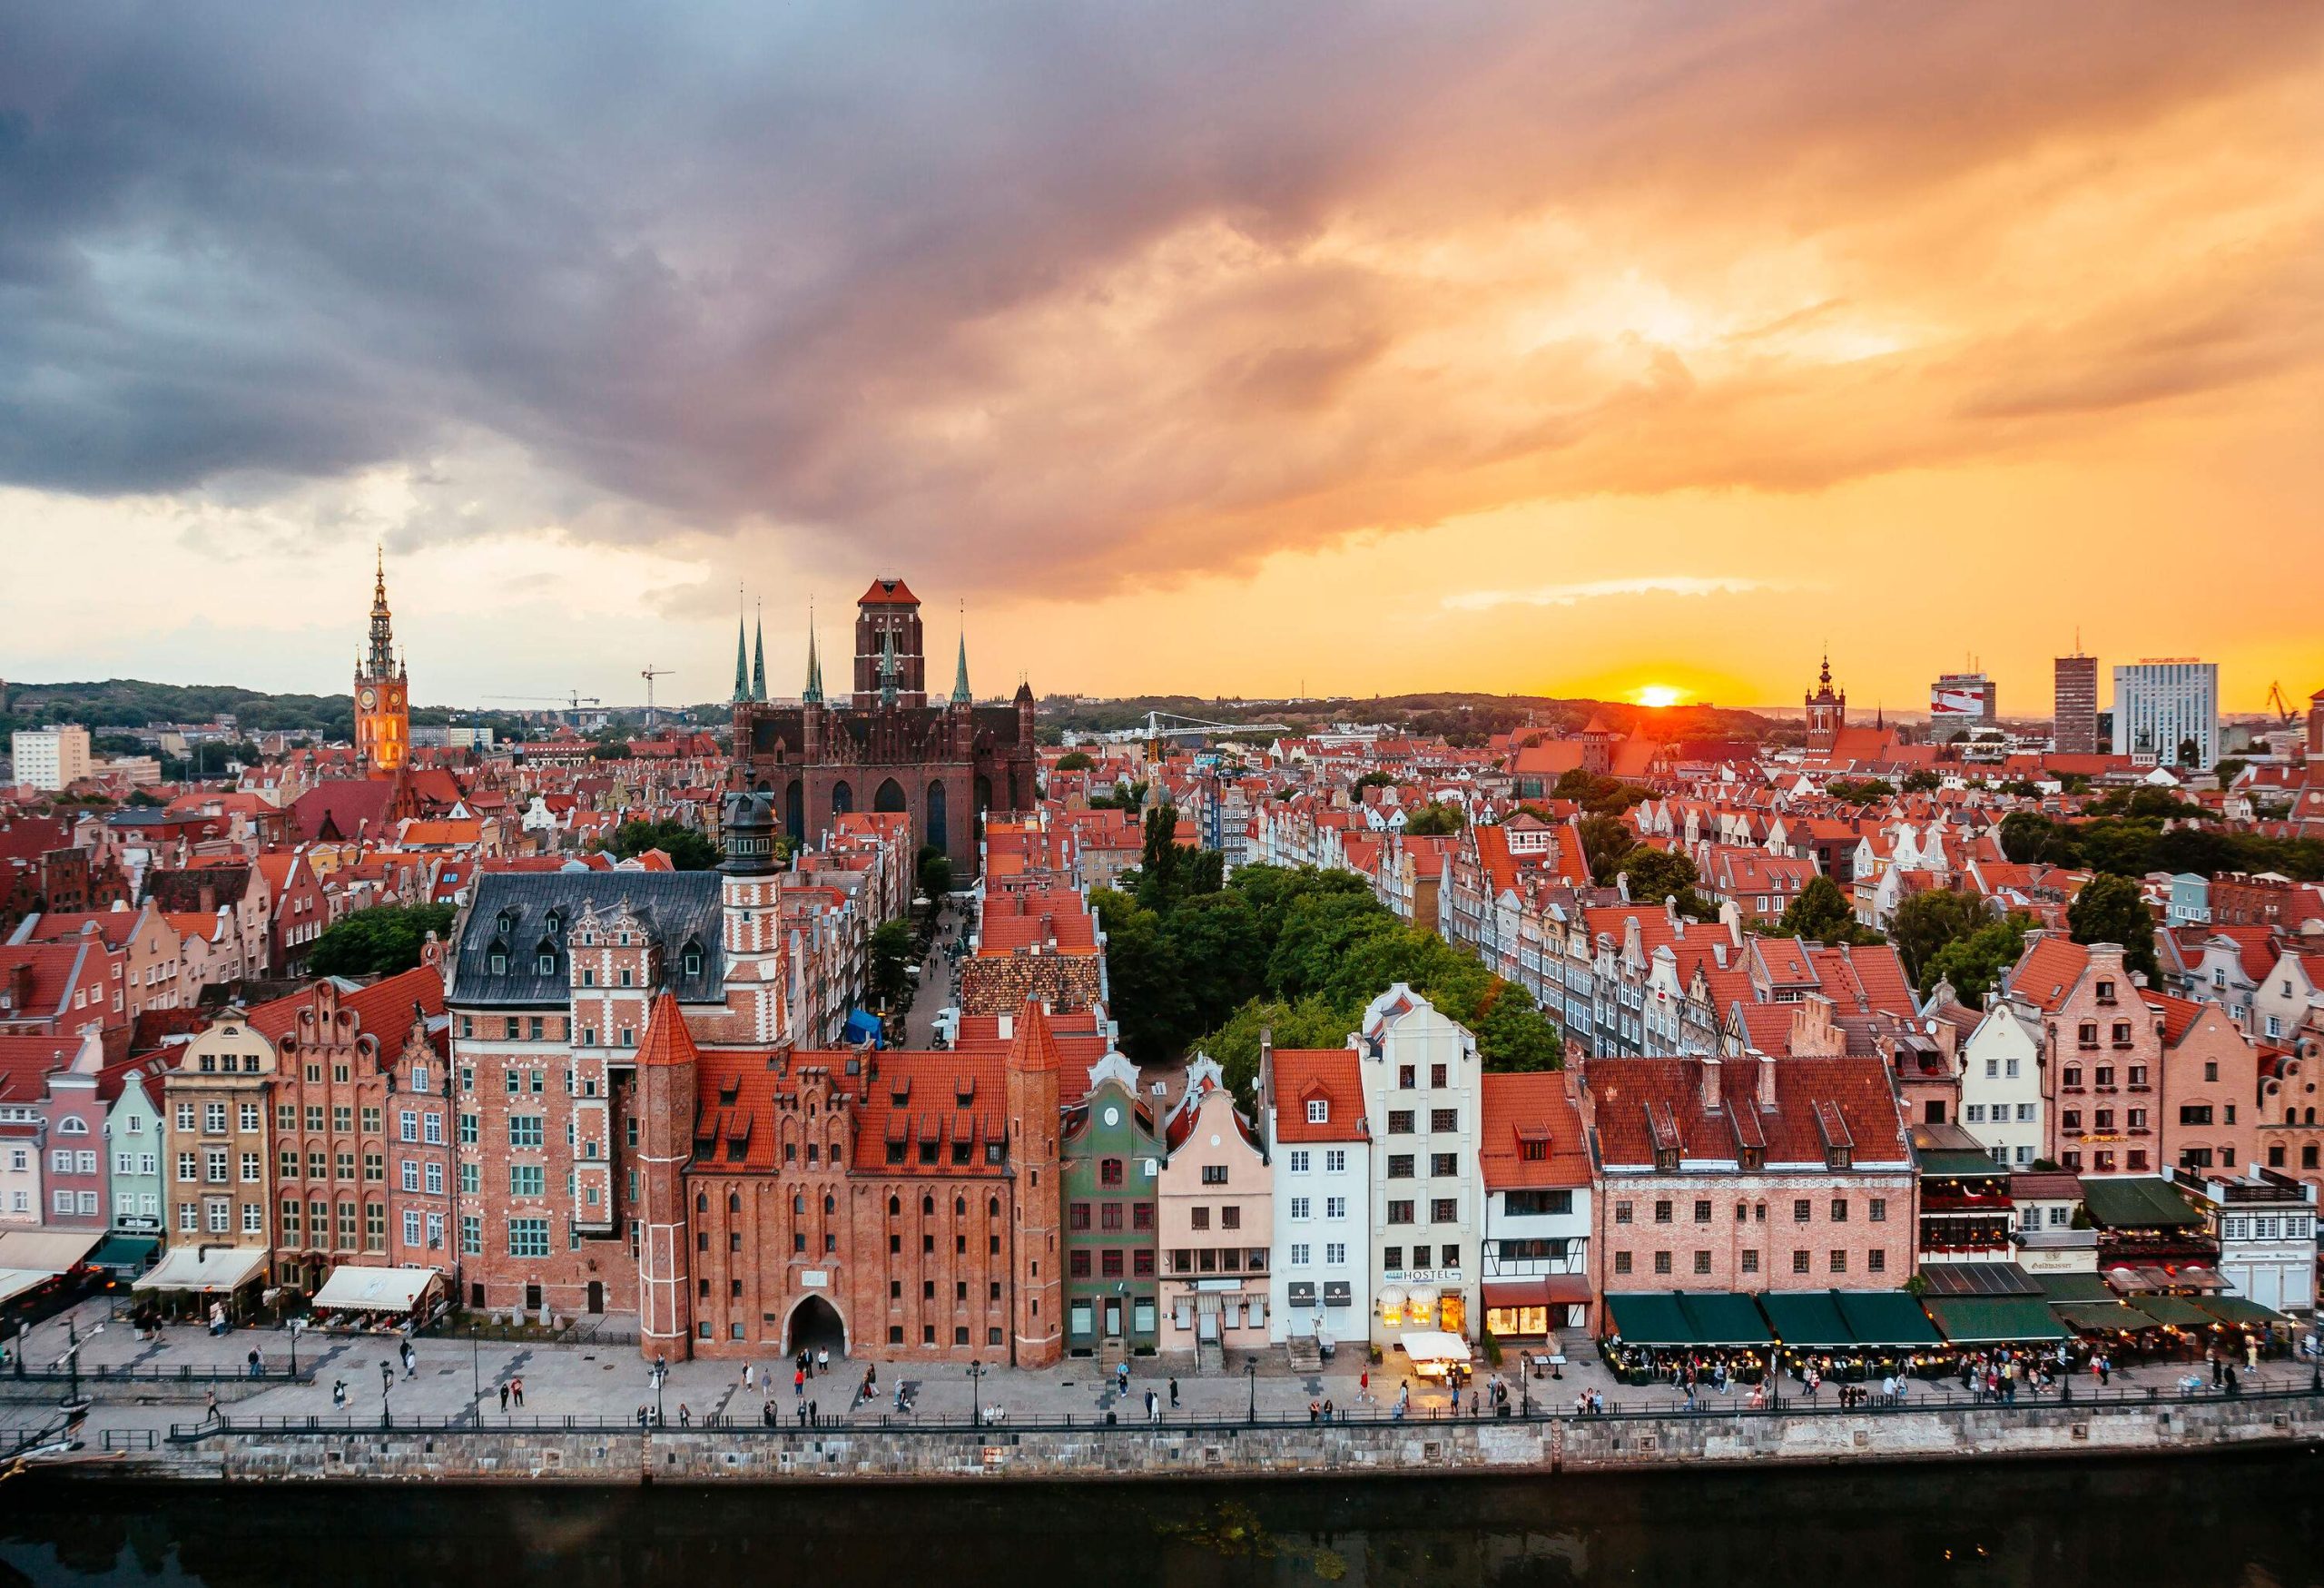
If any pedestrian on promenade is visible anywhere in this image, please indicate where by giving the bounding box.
[332,1379,348,1408]
[743,1363,755,1390]
[204,1389,220,1424]
[499,1382,510,1412]
[2246,1336,2260,1372]
[2211,1349,2223,1387]
[1358,1368,1370,1404]
[1168,1376,1180,1409]
[400,1339,416,1379]
[247,1347,262,1379]
[1146,1389,1158,1425]
[679,1404,691,1426]
[2096,1356,2111,1387]
[817,1346,830,1376]
[1308,1399,1320,1424]
[512,1376,526,1407]
[795,1366,806,1398]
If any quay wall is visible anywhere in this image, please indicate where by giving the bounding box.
[90,1390,2324,1484]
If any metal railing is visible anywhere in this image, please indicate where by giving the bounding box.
[8,1362,313,1386]
[102,1427,158,1452]
[165,1380,2322,1444]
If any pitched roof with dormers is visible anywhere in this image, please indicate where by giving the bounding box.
[1478,1071,1590,1189]
[1586,1053,1912,1170]
[1271,1046,1366,1144]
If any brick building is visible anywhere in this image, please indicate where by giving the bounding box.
[1579,1050,1917,1294]
[731,577,1039,877]
[2004,938,2164,1175]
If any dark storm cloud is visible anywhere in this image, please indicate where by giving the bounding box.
[0,0,2317,590]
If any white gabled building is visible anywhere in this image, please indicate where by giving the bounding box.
[1258,1036,1371,1350]
[1956,998,2044,1169]
[1353,984,1484,1346]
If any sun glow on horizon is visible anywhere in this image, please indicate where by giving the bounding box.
[1631,684,1688,708]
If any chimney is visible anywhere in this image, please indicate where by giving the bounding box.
[1699,1052,1723,1114]
[1757,1050,1778,1112]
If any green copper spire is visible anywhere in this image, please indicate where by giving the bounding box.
[878,626,899,708]
[731,596,750,704]
[951,628,972,705]
[751,603,768,702]
[802,607,823,705]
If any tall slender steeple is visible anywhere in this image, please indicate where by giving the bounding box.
[366,544,398,678]
[878,627,900,708]
[802,602,824,706]
[751,600,768,703]
[951,605,972,706]
[732,587,750,705]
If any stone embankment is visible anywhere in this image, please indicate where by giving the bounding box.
[70,1386,2324,1484]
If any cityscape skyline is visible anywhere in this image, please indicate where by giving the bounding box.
[3,3,2319,709]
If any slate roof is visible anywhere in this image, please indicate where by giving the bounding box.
[448,872,725,1006]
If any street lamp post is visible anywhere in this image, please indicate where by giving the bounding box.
[967,1359,984,1425]
[1245,1357,1257,1425]
[652,1357,667,1426]
[379,1359,393,1426]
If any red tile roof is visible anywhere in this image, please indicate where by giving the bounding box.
[1271,1047,1366,1143]
[1586,1054,1911,1169]
[243,967,446,1050]
[1478,1071,1590,1189]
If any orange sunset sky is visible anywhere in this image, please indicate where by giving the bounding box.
[0,2,2318,715]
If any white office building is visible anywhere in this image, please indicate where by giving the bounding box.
[2112,660,2219,770]
[1354,984,1484,1346]
[1260,1040,1371,1348]
[10,725,93,791]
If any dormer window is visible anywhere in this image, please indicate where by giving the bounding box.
[545,909,564,936]
[497,910,517,936]
[681,940,704,978]
[487,942,507,975]
[2095,980,2116,1005]
[1826,1146,1852,1170]
[1306,1100,1328,1124]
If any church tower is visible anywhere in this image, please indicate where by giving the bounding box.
[354,547,409,774]
[717,791,790,1044]
[852,577,927,709]
[1005,1000,1064,1367]
[1804,653,1846,756]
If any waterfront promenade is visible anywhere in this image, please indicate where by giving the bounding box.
[7,1294,2319,1466]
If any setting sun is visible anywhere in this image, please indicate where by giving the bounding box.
[1631,685,1687,709]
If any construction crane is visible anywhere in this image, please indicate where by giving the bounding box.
[483,690,605,722]
[639,666,672,734]
[1128,710,1291,764]
[2266,681,2297,728]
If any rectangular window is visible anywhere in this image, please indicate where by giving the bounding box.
[1387,1199,1414,1225]
[399,1110,419,1142]
[508,1116,546,1149]
[1430,1109,1457,1133]
[1792,1249,1811,1275]
[331,1105,352,1133]
[1288,1150,1310,1173]
[1430,1152,1459,1178]
[1740,1249,1759,1275]
[1613,1250,1632,1275]
[1387,1154,1414,1179]
[1868,1198,1886,1223]
[507,1218,549,1258]
[510,1165,546,1197]
[1430,1198,1457,1223]
[1388,1110,1414,1135]
[1652,1251,1671,1276]
[1289,1197,1311,1219]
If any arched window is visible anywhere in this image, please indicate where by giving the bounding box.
[727,1192,741,1214]
[823,1194,835,1215]
[57,1116,88,1135]
[793,1194,806,1215]
[988,1197,1000,1219]
[953,1197,966,1218]
[888,1195,901,1216]
[921,1195,935,1217]
[681,939,704,978]
[695,1192,708,1213]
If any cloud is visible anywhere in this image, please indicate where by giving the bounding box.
[0,0,2318,604]
[1441,577,1787,613]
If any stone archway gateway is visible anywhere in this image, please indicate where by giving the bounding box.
[783,1292,849,1359]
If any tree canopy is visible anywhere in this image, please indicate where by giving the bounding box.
[308,903,457,978]
[1402,801,1466,837]
[1923,911,2037,1010]
[604,818,721,871]
[1887,888,1996,992]
[2067,873,2160,983]
[1762,874,1881,944]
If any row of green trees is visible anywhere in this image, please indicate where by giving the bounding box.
[2000,807,2324,882]
[1093,809,1565,1102]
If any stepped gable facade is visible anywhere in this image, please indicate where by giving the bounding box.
[732,577,1039,878]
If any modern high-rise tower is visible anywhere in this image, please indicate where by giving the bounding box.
[2053,652,2099,755]
[2112,659,2217,769]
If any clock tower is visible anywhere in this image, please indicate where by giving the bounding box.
[354,547,409,774]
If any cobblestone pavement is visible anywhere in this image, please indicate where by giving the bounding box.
[9,1293,2316,1449]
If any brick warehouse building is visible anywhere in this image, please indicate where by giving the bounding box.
[731,576,1039,878]
[444,793,1068,1366]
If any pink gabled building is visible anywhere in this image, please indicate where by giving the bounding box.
[1157,1057,1274,1361]
[2004,938,2164,1176]
[1578,1051,1917,1297]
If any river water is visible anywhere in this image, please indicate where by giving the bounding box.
[4,1454,2319,1586]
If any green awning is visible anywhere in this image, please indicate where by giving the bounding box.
[2036,1271,2117,1304]
[1917,1149,2007,1177]
[1759,1291,1853,1348]
[1925,1296,2072,1344]
[87,1235,160,1275]
[2051,1301,2153,1334]
[1605,1293,1691,1346]
[2077,1177,2201,1230]
[1835,1289,1945,1346]
[2192,1295,2290,1328]
[2128,1294,2213,1328]
[1679,1291,1774,1346]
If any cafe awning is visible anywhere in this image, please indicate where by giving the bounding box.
[1400,1330,1473,1365]
[2127,1294,2211,1329]
[0,1268,56,1307]
[2037,1272,2118,1304]
[310,1265,441,1313]
[2051,1301,2153,1335]
[1924,1296,2072,1344]
[1482,1279,1545,1309]
[1605,1292,1690,1346]
[1682,1291,1774,1346]
[133,1245,268,1294]
[1759,1290,1853,1349]
[0,1228,103,1275]
[2193,1295,2290,1328]
[88,1234,162,1276]
[1833,1290,1945,1347]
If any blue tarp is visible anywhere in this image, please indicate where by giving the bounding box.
[844,1009,885,1048]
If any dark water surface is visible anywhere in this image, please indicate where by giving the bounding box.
[4,1453,2320,1586]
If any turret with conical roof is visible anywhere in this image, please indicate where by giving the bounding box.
[802,606,824,705]
[951,628,973,707]
[1005,998,1063,1366]
[732,602,751,704]
[634,992,698,1359]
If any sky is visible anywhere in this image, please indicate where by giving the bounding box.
[1,1,2319,716]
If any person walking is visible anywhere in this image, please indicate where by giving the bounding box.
[816,1346,831,1376]
[679,1404,692,1426]
[400,1338,416,1379]
[204,1389,220,1424]
[2246,1336,2260,1373]
[794,1366,807,1398]
[1168,1376,1180,1409]
[512,1376,526,1408]
[743,1362,755,1391]
[498,1381,510,1413]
